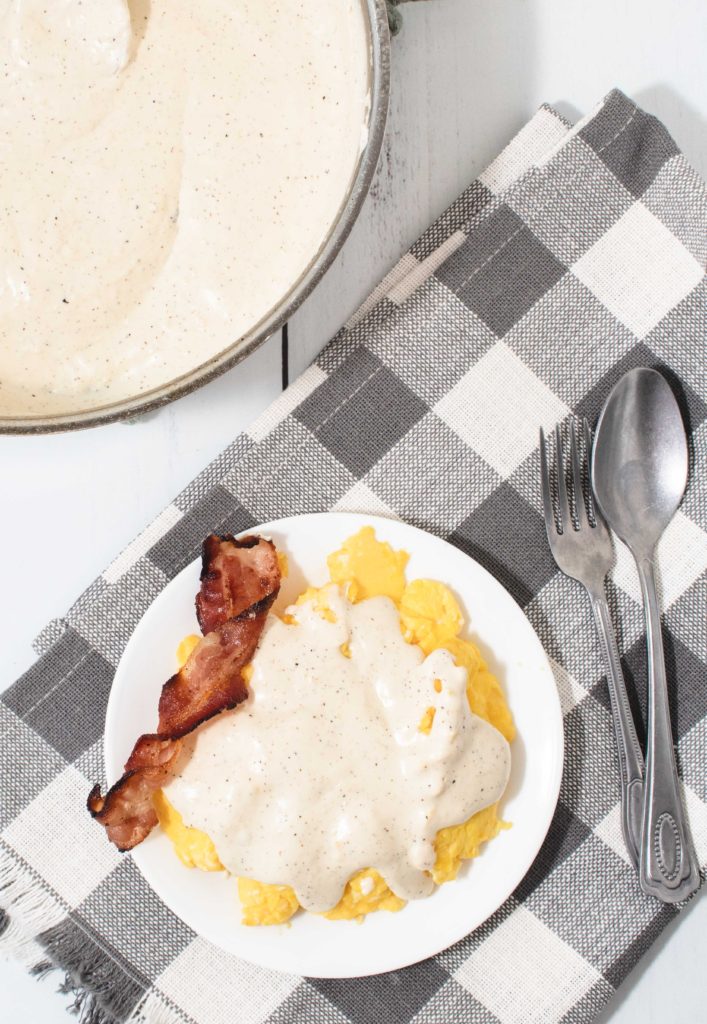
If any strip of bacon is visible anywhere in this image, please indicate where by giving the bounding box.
[196,533,281,635]
[87,534,280,852]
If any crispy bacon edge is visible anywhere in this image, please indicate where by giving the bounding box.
[196,532,281,635]
[87,534,280,852]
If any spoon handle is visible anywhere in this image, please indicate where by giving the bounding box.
[589,589,644,869]
[637,557,700,903]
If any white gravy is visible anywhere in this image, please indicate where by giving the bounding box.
[165,587,511,913]
[0,0,369,415]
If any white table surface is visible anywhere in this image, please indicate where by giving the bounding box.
[2,1,705,1020]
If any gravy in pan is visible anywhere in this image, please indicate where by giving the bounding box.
[0,0,369,414]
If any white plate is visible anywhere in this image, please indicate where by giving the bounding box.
[105,512,563,977]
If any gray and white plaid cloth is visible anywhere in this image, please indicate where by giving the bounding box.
[1,89,706,1024]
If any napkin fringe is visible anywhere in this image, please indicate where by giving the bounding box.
[0,851,129,1024]
[39,917,142,1024]
[0,853,58,967]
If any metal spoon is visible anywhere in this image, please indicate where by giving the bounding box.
[592,367,700,903]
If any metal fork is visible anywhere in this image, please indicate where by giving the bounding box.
[540,420,644,869]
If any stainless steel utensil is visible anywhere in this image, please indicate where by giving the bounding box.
[540,420,644,868]
[592,367,700,903]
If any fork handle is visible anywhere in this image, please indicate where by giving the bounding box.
[636,557,700,903]
[589,588,645,869]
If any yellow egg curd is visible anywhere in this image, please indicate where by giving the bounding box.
[155,526,515,925]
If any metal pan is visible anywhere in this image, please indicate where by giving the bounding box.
[3,0,390,434]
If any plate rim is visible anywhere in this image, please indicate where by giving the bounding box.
[103,511,564,977]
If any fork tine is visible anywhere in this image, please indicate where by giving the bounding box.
[539,428,556,539]
[569,419,589,528]
[555,424,572,532]
[584,417,608,529]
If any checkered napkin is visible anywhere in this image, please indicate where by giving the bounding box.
[2,89,706,1024]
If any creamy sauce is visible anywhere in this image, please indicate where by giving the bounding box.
[0,0,369,415]
[165,587,511,913]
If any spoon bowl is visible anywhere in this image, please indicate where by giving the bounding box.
[592,368,687,558]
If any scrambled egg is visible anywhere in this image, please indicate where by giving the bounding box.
[153,789,223,872]
[156,527,515,925]
[327,525,408,603]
